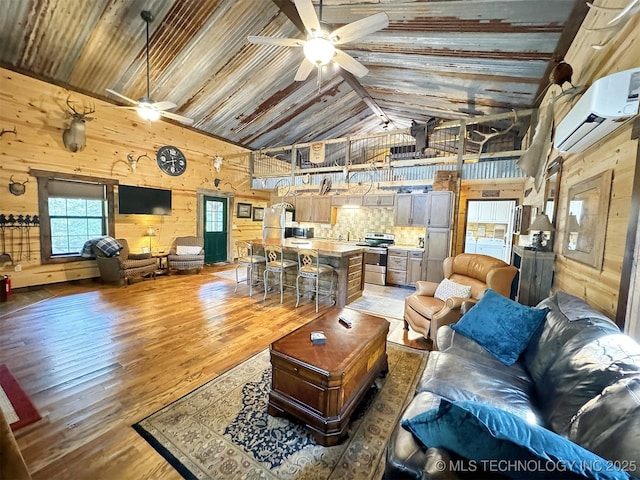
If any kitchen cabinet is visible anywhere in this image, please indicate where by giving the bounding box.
[386,248,423,286]
[511,245,554,305]
[408,251,423,285]
[363,194,395,207]
[386,248,408,286]
[423,229,451,283]
[426,191,453,228]
[395,194,428,227]
[332,195,362,206]
[423,191,453,283]
[468,200,512,223]
[295,196,335,224]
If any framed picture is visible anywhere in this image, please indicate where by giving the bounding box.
[252,207,264,221]
[562,169,612,270]
[237,202,252,218]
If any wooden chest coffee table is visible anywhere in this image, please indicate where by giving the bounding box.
[268,308,389,446]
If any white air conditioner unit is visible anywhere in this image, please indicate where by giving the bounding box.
[553,67,640,153]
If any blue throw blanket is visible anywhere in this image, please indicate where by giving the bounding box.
[81,236,123,258]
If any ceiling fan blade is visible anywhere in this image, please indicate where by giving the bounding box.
[106,88,139,106]
[330,12,389,45]
[248,36,304,47]
[159,110,194,125]
[151,100,178,111]
[294,58,316,82]
[333,49,368,78]
[294,0,320,34]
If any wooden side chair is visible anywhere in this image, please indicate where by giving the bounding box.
[263,244,297,304]
[235,240,266,297]
[295,248,335,312]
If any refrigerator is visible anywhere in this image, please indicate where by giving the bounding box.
[262,206,286,242]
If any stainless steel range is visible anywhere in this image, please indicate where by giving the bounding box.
[357,233,395,286]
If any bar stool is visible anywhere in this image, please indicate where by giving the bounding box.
[263,244,297,303]
[235,240,266,297]
[295,248,335,312]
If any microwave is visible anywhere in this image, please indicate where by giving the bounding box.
[293,227,314,239]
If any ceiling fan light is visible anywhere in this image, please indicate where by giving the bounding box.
[137,104,161,121]
[304,37,335,66]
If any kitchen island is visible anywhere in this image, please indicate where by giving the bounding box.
[251,238,366,307]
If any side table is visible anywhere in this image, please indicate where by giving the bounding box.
[152,253,169,276]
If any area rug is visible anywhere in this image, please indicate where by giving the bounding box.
[346,284,412,320]
[134,343,428,479]
[0,365,41,431]
[211,269,246,283]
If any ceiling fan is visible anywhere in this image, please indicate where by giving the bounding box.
[106,11,194,125]
[248,0,388,82]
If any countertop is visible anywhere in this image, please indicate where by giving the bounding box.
[251,238,366,258]
[388,244,424,252]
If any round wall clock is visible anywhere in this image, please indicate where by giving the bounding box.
[156,145,187,176]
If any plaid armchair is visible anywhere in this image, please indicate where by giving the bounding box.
[167,236,205,273]
[92,238,157,285]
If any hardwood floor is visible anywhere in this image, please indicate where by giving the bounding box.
[0,266,421,479]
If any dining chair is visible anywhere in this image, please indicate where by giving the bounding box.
[295,248,335,312]
[235,240,266,297]
[263,244,297,304]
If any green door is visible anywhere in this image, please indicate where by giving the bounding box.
[204,196,228,264]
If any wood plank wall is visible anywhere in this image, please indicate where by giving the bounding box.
[520,0,640,319]
[0,68,270,289]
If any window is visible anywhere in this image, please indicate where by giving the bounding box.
[205,199,225,233]
[31,170,117,264]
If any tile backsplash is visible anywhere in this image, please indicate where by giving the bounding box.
[300,206,425,247]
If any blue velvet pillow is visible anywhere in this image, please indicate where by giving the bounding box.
[451,289,549,365]
[402,400,631,480]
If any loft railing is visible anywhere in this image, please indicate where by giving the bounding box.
[240,109,535,195]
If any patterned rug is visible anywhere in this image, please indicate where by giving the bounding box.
[133,342,428,479]
[0,364,41,431]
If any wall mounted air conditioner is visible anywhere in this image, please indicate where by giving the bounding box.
[554,67,640,153]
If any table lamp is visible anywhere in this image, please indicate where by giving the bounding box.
[144,226,157,252]
[528,213,555,250]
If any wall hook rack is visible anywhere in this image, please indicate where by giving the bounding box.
[0,213,39,262]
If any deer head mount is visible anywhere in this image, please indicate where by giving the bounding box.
[9,175,29,196]
[62,97,95,152]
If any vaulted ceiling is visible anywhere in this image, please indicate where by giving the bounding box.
[0,0,587,150]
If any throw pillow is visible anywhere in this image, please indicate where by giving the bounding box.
[451,289,548,365]
[176,245,202,256]
[402,399,631,480]
[94,236,123,257]
[434,278,472,302]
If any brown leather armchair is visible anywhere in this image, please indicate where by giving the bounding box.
[403,253,517,349]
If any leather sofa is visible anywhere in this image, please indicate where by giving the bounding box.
[385,291,640,479]
[404,253,517,348]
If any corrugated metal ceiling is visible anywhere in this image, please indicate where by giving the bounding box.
[0,0,587,150]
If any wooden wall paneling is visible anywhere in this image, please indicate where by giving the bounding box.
[552,126,637,319]
[617,118,640,327]
[0,68,269,288]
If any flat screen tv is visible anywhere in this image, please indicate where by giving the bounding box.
[118,185,172,215]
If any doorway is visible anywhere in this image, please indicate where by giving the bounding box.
[203,196,228,264]
[464,200,516,263]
